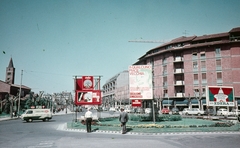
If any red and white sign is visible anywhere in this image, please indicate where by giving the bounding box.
[206,86,235,107]
[75,90,101,105]
[74,76,102,105]
[82,76,94,90]
[132,99,142,107]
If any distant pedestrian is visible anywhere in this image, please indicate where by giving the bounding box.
[84,108,93,133]
[119,108,128,134]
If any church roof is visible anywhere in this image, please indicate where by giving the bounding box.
[8,58,14,68]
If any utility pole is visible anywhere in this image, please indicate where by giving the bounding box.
[18,70,23,116]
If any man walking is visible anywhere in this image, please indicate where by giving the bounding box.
[85,108,93,133]
[119,107,128,134]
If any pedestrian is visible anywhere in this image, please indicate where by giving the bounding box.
[84,108,93,133]
[119,107,128,134]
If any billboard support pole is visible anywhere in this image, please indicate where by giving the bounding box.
[152,99,155,123]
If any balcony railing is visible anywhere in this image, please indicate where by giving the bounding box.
[174,68,184,74]
[174,57,183,62]
[175,93,185,97]
[175,80,184,85]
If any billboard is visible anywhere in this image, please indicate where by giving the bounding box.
[132,99,142,107]
[74,76,102,105]
[206,86,235,107]
[129,65,153,100]
[75,90,101,105]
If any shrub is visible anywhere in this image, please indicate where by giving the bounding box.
[169,115,182,121]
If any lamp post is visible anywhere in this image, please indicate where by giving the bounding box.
[65,96,68,114]
[18,70,23,116]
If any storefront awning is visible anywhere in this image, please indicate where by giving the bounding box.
[202,99,206,105]
[191,99,199,105]
[162,100,173,106]
[175,100,188,106]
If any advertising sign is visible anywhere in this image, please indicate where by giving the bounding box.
[74,76,102,105]
[75,90,101,105]
[206,86,235,107]
[82,76,94,90]
[132,99,142,107]
[129,65,153,100]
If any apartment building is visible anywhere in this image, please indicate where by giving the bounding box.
[134,27,240,110]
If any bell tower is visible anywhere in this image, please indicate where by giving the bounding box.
[5,58,15,84]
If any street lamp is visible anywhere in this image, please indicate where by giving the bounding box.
[18,70,23,116]
[65,97,68,114]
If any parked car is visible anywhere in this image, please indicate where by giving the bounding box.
[171,107,179,115]
[145,108,152,114]
[161,108,170,114]
[184,108,205,116]
[217,108,229,116]
[136,107,144,114]
[109,107,116,112]
[229,109,240,116]
[125,108,134,113]
[182,108,189,115]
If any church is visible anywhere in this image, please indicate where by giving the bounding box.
[0,58,31,100]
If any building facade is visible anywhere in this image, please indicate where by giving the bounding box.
[134,27,240,111]
[102,70,129,109]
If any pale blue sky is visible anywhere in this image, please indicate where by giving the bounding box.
[1,0,240,94]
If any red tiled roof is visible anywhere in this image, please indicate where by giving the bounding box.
[193,32,228,41]
[229,27,240,33]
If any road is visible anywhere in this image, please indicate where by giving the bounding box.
[0,112,240,148]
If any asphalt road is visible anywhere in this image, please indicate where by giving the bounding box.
[0,113,240,148]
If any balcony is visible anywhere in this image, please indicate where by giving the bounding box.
[175,80,184,86]
[175,93,185,97]
[174,68,184,74]
[174,57,183,62]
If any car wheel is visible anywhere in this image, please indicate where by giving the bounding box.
[186,113,188,115]
[28,118,33,122]
[198,113,201,116]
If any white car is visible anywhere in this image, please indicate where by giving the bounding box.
[125,108,132,113]
[182,108,189,115]
[184,108,205,116]
[217,108,229,116]
[228,109,240,116]
[145,108,152,114]
[109,107,116,112]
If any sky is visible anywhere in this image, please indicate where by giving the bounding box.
[0,0,240,95]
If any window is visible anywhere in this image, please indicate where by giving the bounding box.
[193,61,198,68]
[27,111,33,114]
[164,89,168,93]
[163,89,168,97]
[163,77,167,86]
[201,61,206,68]
[192,52,198,59]
[217,72,222,80]
[200,51,205,59]
[216,59,221,66]
[163,65,167,75]
[202,73,206,80]
[162,57,167,65]
[216,59,222,70]
[215,48,221,54]
[194,74,198,80]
